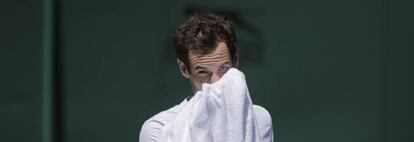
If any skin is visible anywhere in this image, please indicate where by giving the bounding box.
[177,42,238,93]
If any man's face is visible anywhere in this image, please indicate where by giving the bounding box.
[178,42,233,93]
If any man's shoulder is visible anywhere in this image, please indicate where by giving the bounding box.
[252,104,272,125]
[139,103,183,142]
[253,104,274,141]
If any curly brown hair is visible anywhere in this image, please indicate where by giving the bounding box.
[173,12,238,69]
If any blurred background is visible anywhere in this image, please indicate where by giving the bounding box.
[1,0,413,142]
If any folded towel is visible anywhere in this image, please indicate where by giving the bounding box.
[156,68,263,142]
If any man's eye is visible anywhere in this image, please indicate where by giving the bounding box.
[198,70,209,76]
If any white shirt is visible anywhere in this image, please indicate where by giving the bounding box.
[139,68,274,142]
[139,99,274,142]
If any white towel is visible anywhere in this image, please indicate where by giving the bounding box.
[156,68,263,142]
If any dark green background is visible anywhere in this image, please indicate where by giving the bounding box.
[1,0,413,142]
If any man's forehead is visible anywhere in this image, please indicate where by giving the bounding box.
[189,42,230,66]
[190,53,230,65]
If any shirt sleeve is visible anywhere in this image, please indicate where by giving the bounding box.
[139,120,163,142]
[253,105,274,142]
[139,104,183,142]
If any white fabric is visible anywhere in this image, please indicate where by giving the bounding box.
[139,68,273,142]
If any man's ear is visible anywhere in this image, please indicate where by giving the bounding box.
[177,59,191,79]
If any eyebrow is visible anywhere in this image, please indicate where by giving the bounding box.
[222,61,231,66]
[194,65,207,71]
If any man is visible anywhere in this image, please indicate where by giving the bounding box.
[139,12,273,142]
